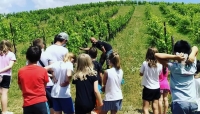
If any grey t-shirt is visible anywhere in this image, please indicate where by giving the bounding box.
[168,59,197,102]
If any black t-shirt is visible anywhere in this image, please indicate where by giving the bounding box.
[72,75,97,113]
[93,61,103,85]
[92,41,112,52]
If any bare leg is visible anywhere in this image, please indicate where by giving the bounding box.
[50,108,54,114]
[54,111,62,114]
[1,88,8,113]
[143,100,150,114]
[100,110,108,114]
[163,92,169,114]
[158,93,163,114]
[111,110,117,114]
[152,99,159,114]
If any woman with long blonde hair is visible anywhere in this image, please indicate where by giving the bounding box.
[72,54,103,114]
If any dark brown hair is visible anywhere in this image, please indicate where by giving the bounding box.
[109,52,121,70]
[145,47,158,68]
[0,40,12,54]
[88,47,97,59]
[32,38,43,49]
[162,65,167,74]
[5,40,13,52]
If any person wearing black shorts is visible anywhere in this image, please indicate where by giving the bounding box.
[0,40,16,114]
[140,47,162,114]
[142,86,160,101]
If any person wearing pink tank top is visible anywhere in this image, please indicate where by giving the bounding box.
[158,66,170,114]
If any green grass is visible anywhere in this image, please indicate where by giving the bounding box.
[109,5,149,114]
[6,4,197,114]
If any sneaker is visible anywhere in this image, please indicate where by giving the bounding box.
[2,111,14,114]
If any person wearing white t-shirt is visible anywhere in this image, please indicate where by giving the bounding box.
[45,53,76,114]
[45,32,69,64]
[101,52,123,114]
[140,47,162,114]
[44,32,69,114]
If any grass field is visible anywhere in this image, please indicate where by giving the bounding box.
[4,3,199,114]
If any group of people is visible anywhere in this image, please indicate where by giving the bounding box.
[0,32,124,114]
[0,31,200,114]
[140,40,200,114]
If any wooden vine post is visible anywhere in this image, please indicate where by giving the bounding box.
[42,28,46,50]
[9,23,17,57]
[171,36,174,54]
[164,22,168,53]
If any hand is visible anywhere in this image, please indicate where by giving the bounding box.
[60,81,69,87]
[79,47,83,50]
[95,102,103,109]
[175,53,185,61]
[52,77,58,83]
[95,105,102,110]
[101,86,105,92]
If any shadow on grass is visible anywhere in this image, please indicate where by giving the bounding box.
[134,109,153,114]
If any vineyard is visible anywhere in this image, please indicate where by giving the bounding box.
[1,1,200,114]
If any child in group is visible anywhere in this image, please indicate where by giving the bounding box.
[155,40,198,114]
[31,38,54,114]
[0,40,16,114]
[140,47,162,114]
[72,54,103,114]
[45,52,76,114]
[18,46,49,114]
[88,47,103,92]
[158,66,170,114]
[100,52,123,114]
[88,47,103,114]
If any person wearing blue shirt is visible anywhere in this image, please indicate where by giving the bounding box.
[155,40,198,114]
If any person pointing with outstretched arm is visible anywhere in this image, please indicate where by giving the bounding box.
[80,37,113,69]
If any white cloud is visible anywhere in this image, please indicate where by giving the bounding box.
[0,0,26,13]
[32,0,107,10]
[0,0,107,13]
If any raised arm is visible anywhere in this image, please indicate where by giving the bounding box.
[79,47,90,51]
[188,46,198,63]
[155,53,184,66]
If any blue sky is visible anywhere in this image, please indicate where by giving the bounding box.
[0,0,199,14]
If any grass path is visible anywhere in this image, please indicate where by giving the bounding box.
[108,5,149,114]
